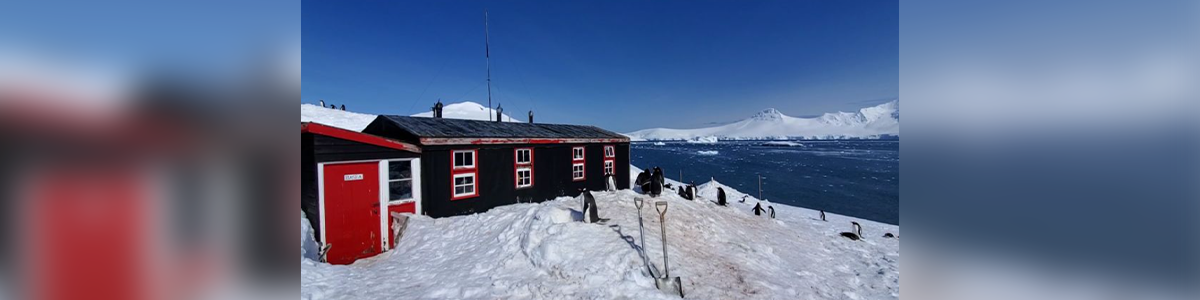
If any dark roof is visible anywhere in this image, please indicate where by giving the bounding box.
[370,116,629,140]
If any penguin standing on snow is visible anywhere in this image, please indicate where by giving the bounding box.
[650,168,664,197]
[319,100,325,107]
[635,170,650,193]
[340,104,346,111]
[753,202,766,216]
[768,206,775,219]
[717,187,727,206]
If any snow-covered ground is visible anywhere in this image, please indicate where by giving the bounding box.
[696,150,720,156]
[300,166,899,300]
[301,104,378,131]
[411,101,521,122]
[626,100,900,141]
[301,101,520,132]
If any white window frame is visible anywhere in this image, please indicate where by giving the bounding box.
[604,160,614,175]
[604,145,615,158]
[516,148,532,165]
[386,159,416,204]
[516,166,533,189]
[572,163,586,181]
[572,147,585,161]
[453,173,477,198]
[453,150,476,170]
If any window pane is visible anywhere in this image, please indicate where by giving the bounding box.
[465,153,474,166]
[455,153,464,167]
[456,177,465,185]
[455,186,465,195]
[464,185,474,194]
[389,162,411,180]
[390,181,412,200]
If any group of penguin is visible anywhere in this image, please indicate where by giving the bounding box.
[635,167,896,242]
[824,211,898,241]
[319,100,346,111]
[634,167,666,197]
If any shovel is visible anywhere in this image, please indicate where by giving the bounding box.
[653,201,685,298]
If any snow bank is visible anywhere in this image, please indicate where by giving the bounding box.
[697,150,720,156]
[653,142,667,146]
[301,104,377,131]
[411,101,520,122]
[301,211,318,261]
[302,166,899,299]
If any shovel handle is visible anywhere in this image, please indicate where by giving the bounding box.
[635,197,644,209]
[655,201,668,217]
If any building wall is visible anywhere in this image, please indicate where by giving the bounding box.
[420,143,630,218]
[300,133,321,242]
[302,133,422,243]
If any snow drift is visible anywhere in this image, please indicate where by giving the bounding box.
[626,100,900,141]
[300,104,378,131]
[301,101,520,133]
[300,166,899,299]
[411,101,521,122]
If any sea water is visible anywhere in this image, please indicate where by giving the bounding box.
[632,140,900,225]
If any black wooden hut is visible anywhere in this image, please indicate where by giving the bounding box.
[362,115,631,217]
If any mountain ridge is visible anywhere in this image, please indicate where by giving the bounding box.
[625,100,899,141]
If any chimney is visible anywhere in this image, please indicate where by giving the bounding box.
[495,104,503,122]
[528,110,534,123]
[432,100,443,119]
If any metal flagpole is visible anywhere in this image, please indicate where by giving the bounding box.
[484,10,493,122]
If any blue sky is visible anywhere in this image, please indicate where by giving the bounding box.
[303,0,897,132]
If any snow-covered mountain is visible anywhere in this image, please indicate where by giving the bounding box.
[626,100,900,141]
[411,101,520,122]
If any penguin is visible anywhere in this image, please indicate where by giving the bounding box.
[340,104,346,111]
[820,210,827,222]
[883,233,897,239]
[717,187,727,206]
[840,222,863,241]
[768,206,775,219]
[752,202,765,216]
[319,99,325,107]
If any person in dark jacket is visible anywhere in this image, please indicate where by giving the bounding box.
[717,187,727,206]
[753,202,766,216]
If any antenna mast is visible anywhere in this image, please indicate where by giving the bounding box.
[484,9,493,122]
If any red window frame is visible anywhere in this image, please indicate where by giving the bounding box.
[451,149,479,200]
[603,145,615,175]
[514,148,534,189]
[572,147,586,181]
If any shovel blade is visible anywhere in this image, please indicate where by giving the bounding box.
[655,277,684,298]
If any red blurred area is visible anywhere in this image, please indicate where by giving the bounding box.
[25,163,153,300]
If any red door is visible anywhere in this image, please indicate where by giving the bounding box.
[323,162,382,265]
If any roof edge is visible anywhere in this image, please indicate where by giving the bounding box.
[302,122,422,153]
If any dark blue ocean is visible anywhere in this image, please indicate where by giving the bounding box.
[632,140,899,225]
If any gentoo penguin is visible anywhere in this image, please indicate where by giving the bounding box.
[883,233,896,239]
[840,222,863,241]
[319,99,325,107]
[768,206,775,219]
[340,104,346,111]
